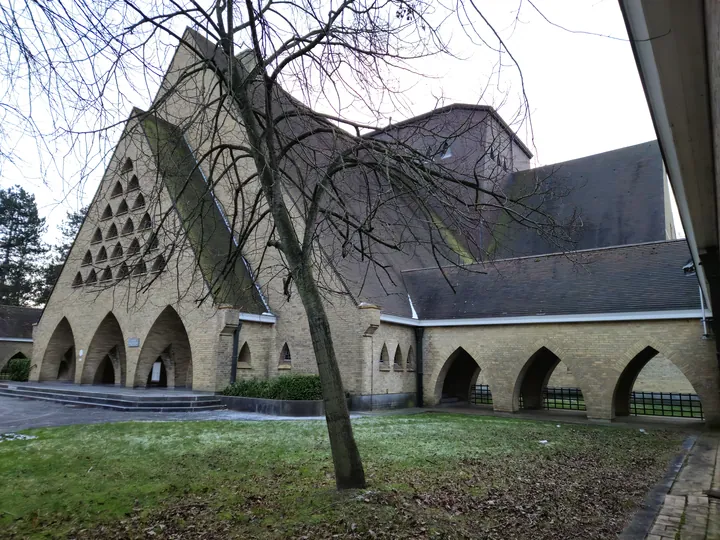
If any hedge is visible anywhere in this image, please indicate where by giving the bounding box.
[0,357,32,382]
[221,375,323,401]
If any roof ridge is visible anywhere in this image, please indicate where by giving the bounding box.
[526,140,658,171]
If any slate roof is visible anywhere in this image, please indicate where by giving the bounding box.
[492,141,667,258]
[402,240,700,320]
[0,306,42,339]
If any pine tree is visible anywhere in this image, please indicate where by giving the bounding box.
[0,185,48,305]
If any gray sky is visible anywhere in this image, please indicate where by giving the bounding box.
[1,0,663,241]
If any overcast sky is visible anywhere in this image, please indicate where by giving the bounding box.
[0,0,663,240]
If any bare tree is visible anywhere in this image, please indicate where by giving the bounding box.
[0,0,577,489]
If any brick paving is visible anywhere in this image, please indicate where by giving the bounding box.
[645,434,720,540]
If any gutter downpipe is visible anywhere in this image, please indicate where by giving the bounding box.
[415,326,424,407]
[701,285,710,338]
[230,321,243,384]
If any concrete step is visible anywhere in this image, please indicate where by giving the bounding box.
[0,382,217,402]
[0,386,225,412]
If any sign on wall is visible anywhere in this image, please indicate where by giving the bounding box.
[128,338,140,348]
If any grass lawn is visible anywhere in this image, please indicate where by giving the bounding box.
[0,413,688,539]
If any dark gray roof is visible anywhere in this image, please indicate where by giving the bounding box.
[491,141,667,258]
[0,306,41,339]
[402,240,699,320]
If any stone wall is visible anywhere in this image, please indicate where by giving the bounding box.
[0,341,33,374]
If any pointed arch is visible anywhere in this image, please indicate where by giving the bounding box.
[147,233,160,251]
[433,347,482,404]
[81,312,127,386]
[151,254,166,273]
[111,180,124,198]
[39,317,76,382]
[96,246,108,263]
[100,266,113,282]
[379,343,389,369]
[513,346,581,412]
[107,223,119,239]
[81,250,93,266]
[91,228,103,244]
[393,345,404,371]
[101,204,113,221]
[406,346,416,372]
[128,238,140,256]
[72,272,83,287]
[132,260,147,275]
[116,261,129,280]
[133,193,146,210]
[110,242,123,259]
[139,213,152,230]
[122,217,134,236]
[128,174,140,191]
[279,343,292,365]
[238,342,251,365]
[86,269,97,284]
[121,157,133,174]
[134,306,192,388]
[116,199,129,215]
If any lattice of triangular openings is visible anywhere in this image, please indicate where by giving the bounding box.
[81,250,93,266]
[106,223,119,239]
[110,242,123,259]
[116,262,129,280]
[151,254,166,273]
[132,260,147,276]
[139,213,152,231]
[72,272,83,287]
[122,218,134,236]
[91,228,103,244]
[128,238,140,256]
[100,266,113,282]
[128,175,140,192]
[96,246,108,263]
[393,345,404,371]
[86,269,97,285]
[121,157,133,174]
[111,181,123,198]
[133,193,145,210]
[116,199,129,215]
[101,204,113,221]
[279,343,291,365]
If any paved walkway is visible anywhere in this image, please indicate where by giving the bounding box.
[642,434,720,539]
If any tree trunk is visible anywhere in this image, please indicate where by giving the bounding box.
[293,262,367,489]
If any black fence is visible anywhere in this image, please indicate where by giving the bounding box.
[630,391,703,420]
[471,384,493,405]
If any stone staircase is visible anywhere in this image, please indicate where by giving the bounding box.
[0,382,225,412]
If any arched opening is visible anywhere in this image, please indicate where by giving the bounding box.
[116,199,129,215]
[139,213,152,230]
[146,356,169,387]
[116,262,129,280]
[81,314,126,386]
[279,343,292,366]
[128,238,140,255]
[133,193,146,210]
[101,204,113,221]
[122,218,134,235]
[128,174,140,191]
[111,242,123,259]
[111,180,124,197]
[147,234,159,251]
[435,347,482,405]
[406,346,416,372]
[121,157,133,174]
[238,342,251,366]
[100,266,113,282]
[72,272,83,287]
[514,347,562,410]
[39,317,76,382]
[82,250,93,266]
[96,246,108,263]
[393,345,404,371]
[151,254,166,273]
[379,344,389,370]
[132,260,147,275]
[91,228,103,244]
[0,352,30,380]
[107,223,119,239]
[86,269,97,285]
[134,306,192,389]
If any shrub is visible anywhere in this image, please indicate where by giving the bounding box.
[221,375,323,400]
[1,357,32,382]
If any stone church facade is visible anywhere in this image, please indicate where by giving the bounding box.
[29,29,720,425]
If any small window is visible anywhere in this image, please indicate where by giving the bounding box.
[111,181,124,198]
[116,199,129,215]
[128,175,140,191]
[96,246,108,263]
[72,272,83,287]
[132,260,147,276]
[117,262,129,280]
[503,158,507,171]
[139,213,152,231]
[86,269,97,285]
[81,250,93,266]
[128,238,140,256]
[121,157,133,174]
[406,346,416,372]
[379,344,389,369]
[147,234,160,251]
[100,266,113,282]
[393,346,403,371]
[122,218,134,236]
[238,342,251,365]
[438,140,452,160]
[133,193,146,210]
[101,204,113,221]
[110,242,123,259]
[151,254,166,273]
[279,343,291,365]
[91,228,103,244]
[106,223,119,239]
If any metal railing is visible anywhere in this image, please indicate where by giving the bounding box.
[471,384,493,405]
[630,391,703,420]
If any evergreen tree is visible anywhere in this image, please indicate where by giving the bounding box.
[0,186,47,305]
